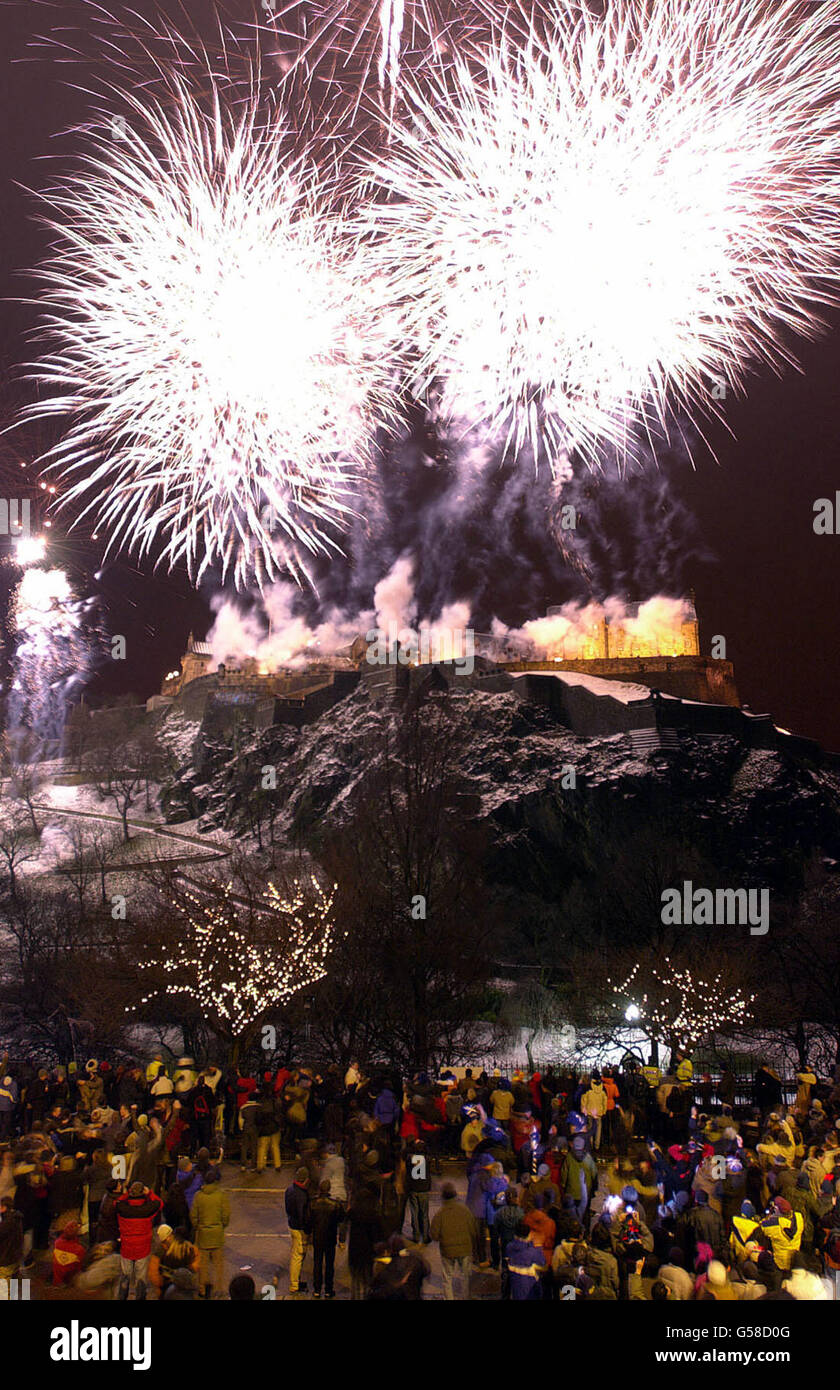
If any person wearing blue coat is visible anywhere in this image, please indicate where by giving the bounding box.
[506,1225,546,1299]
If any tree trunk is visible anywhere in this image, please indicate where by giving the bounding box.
[795,1019,808,1071]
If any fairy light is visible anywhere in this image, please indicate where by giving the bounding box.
[129,875,341,1037]
[611,956,755,1049]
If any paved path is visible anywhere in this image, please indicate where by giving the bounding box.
[30,801,231,871]
[219,1159,501,1301]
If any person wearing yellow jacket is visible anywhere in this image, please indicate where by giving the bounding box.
[730,1201,761,1264]
[675,1054,694,1086]
[581,1075,608,1152]
[759,1199,804,1271]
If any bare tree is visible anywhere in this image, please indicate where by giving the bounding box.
[6,733,45,836]
[85,707,146,841]
[0,814,37,900]
[89,824,123,905]
[312,692,499,1073]
[54,822,96,917]
[64,702,93,774]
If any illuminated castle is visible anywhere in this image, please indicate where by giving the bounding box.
[500,594,738,707]
[542,598,700,661]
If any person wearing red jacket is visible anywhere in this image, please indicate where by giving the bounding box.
[52,1220,85,1286]
[115,1181,163,1301]
[273,1067,292,1096]
[510,1110,539,1155]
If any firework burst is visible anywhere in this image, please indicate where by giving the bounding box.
[269,0,485,124]
[8,565,100,754]
[365,0,840,467]
[23,65,395,589]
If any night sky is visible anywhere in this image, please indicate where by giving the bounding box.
[2,0,839,748]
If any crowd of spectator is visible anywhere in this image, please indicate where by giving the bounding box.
[0,1049,838,1300]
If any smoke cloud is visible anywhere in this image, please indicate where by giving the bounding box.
[204,412,712,668]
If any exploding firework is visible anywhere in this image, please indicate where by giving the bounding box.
[23,64,395,590]
[7,566,99,754]
[365,0,840,467]
[269,0,491,124]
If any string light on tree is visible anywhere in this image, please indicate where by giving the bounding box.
[130,875,340,1042]
[611,957,755,1050]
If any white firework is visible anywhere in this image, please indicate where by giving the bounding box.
[8,567,96,751]
[364,0,840,466]
[25,68,394,589]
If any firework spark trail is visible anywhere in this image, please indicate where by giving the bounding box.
[269,0,493,124]
[22,63,395,590]
[8,566,98,753]
[365,0,840,470]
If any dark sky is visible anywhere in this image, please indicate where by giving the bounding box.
[1,0,839,747]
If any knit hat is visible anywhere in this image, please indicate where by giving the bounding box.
[157,1225,173,1241]
[85,1059,98,1073]
[707,1261,727,1287]
[774,1197,792,1214]
[620,1185,639,1206]
[741,1200,756,1218]
[136,1114,148,1128]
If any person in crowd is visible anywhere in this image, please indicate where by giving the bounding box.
[114,1180,163,1301]
[431,1181,476,1300]
[283,1166,311,1295]
[310,1179,341,1299]
[190,1167,230,1299]
[0,1050,838,1304]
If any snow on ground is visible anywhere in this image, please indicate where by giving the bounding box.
[508,669,653,704]
[0,771,232,892]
